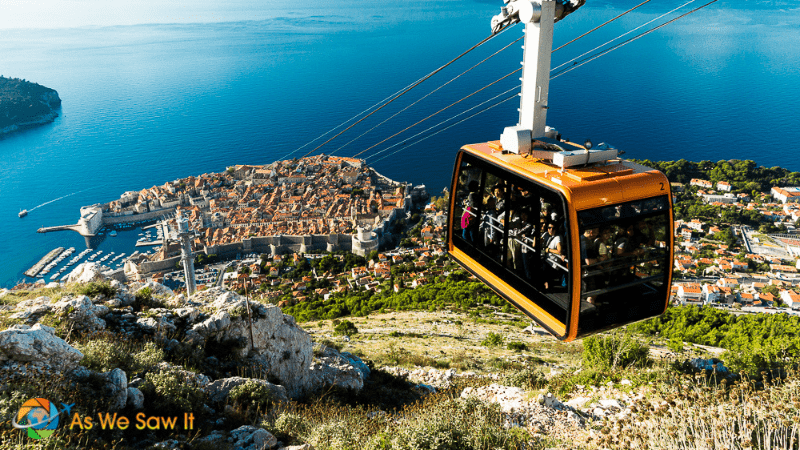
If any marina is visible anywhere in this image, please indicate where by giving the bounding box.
[24,247,64,278]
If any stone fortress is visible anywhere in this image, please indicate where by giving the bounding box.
[64,155,429,278]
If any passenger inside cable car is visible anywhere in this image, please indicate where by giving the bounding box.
[451,153,672,337]
[452,156,572,327]
[576,197,670,335]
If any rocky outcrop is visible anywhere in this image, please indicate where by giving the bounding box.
[102,368,129,411]
[461,383,586,437]
[305,354,365,392]
[9,296,52,322]
[53,295,109,331]
[229,425,278,450]
[188,288,315,397]
[207,377,288,404]
[0,323,83,371]
[129,281,174,298]
[66,262,106,284]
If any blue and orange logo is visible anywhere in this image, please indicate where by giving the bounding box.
[12,398,73,439]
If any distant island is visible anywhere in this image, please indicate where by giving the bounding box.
[0,76,61,135]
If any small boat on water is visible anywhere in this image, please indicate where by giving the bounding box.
[19,209,28,218]
[109,230,118,237]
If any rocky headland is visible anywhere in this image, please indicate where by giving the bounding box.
[0,76,61,136]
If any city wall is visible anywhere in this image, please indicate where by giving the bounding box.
[204,233,354,258]
[103,207,177,225]
[135,255,182,275]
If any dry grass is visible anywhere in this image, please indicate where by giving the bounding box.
[301,310,575,375]
[592,370,800,449]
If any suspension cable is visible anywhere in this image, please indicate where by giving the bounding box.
[553,0,652,53]
[552,0,696,73]
[368,93,519,164]
[551,0,718,80]
[367,85,521,161]
[353,68,521,158]
[296,25,514,160]
[331,35,524,156]
[278,81,420,161]
[365,1,717,165]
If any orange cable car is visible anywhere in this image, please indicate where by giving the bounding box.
[447,139,673,341]
[446,0,674,341]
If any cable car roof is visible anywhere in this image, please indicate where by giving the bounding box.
[461,140,669,211]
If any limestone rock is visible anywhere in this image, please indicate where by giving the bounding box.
[127,386,144,409]
[207,377,288,405]
[192,311,232,336]
[230,425,277,450]
[0,323,83,370]
[462,384,528,413]
[136,316,176,335]
[340,352,370,380]
[190,288,313,397]
[174,307,200,322]
[10,296,52,321]
[66,262,106,284]
[102,368,128,411]
[193,430,227,448]
[53,295,108,331]
[304,355,364,393]
[130,281,174,298]
[167,293,186,308]
[278,445,315,450]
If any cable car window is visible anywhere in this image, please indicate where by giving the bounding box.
[577,196,671,336]
[451,153,570,327]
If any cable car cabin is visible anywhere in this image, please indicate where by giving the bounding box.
[447,140,674,341]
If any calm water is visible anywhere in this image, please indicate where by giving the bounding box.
[1,0,798,287]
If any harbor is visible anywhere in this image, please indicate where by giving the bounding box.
[19,218,172,285]
[24,247,64,278]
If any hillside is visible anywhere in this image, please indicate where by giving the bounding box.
[1,270,798,449]
[0,76,61,133]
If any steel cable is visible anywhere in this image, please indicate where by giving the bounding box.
[551,0,718,80]
[296,24,514,160]
[352,68,522,158]
[368,93,519,164]
[366,85,521,161]
[331,35,524,156]
[552,0,697,73]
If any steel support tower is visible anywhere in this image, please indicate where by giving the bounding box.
[176,211,197,296]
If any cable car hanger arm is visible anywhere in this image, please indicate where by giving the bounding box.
[491,0,585,34]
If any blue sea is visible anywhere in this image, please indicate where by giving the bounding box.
[1,0,798,288]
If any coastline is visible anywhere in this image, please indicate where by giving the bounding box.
[0,109,60,136]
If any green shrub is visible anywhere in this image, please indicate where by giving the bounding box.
[334,320,358,337]
[77,339,126,372]
[481,332,504,348]
[502,367,547,391]
[667,337,684,353]
[506,341,528,351]
[143,368,207,414]
[132,287,166,311]
[77,281,117,298]
[229,380,274,410]
[132,342,165,371]
[271,411,308,437]
[582,331,650,370]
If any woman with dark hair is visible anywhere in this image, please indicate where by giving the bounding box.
[542,221,564,290]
